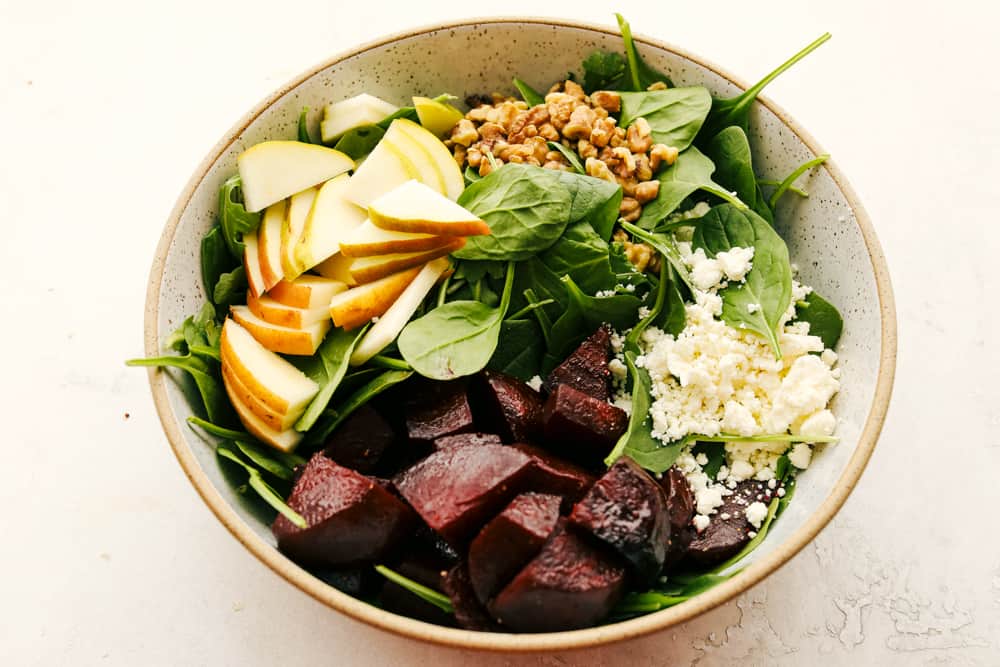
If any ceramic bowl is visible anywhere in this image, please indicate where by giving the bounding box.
[143,17,897,652]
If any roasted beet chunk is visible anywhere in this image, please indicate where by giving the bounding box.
[405,380,474,442]
[512,443,595,505]
[569,457,671,584]
[660,467,696,568]
[686,480,776,567]
[489,521,627,632]
[443,564,503,631]
[468,493,561,605]
[471,371,544,442]
[394,444,533,544]
[322,405,395,473]
[379,552,455,627]
[543,326,612,400]
[433,432,503,451]
[541,384,628,464]
[272,454,413,566]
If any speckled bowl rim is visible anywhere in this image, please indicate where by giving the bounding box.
[143,17,897,653]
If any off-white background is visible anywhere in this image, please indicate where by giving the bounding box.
[2,0,998,664]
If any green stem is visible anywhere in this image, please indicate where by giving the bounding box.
[374,565,453,613]
[616,13,643,91]
[735,33,832,119]
[768,154,829,209]
[436,273,451,307]
[757,178,808,198]
[187,416,252,441]
[522,289,553,347]
[506,298,555,321]
[368,355,412,371]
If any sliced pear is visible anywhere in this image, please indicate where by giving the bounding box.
[293,173,366,272]
[342,132,419,208]
[221,362,299,431]
[280,186,319,280]
[414,96,464,138]
[219,318,319,417]
[320,93,398,143]
[349,238,465,284]
[237,141,353,213]
[386,123,449,197]
[350,258,450,366]
[230,305,330,356]
[313,252,358,286]
[393,118,464,201]
[369,180,490,236]
[328,266,422,330]
[247,291,332,329]
[268,275,348,309]
[242,230,267,298]
[258,200,287,290]
[222,375,304,453]
[339,219,455,257]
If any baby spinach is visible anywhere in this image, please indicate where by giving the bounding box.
[308,369,413,445]
[127,353,231,425]
[212,265,247,314]
[613,572,737,616]
[333,124,385,160]
[398,263,515,380]
[512,77,544,106]
[509,256,568,325]
[705,126,774,224]
[538,221,618,295]
[187,415,252,442]
[217,443,306,528]
[297,106,315,144]
[487,318,544,381]
[546,141,585,174]
[615,14,672,91]
[656,267,687,336]
[618,87,712,151]
[692,204,792,358]
[795,291,843,349]
[548,276,641,360]
[619,221,694,292]
[217,174,261,258]
[234,440,304,481]
[375,565,454,613]
[767,154,829,210]
[580,50,626,92]
[463,164,482,186]
[294,327,368,432]
[691,441,726,480]
[165,302,222,361]
[699,33,831,142]
[200,225,238,305]
[635,146,746,229]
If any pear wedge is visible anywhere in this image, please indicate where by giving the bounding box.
[294,173,366,272]
[320,93,398,143]
[280,186,319,280]
[242,230,267,298]
[222,375,304,452]
[349,238,465,284]
[258,200,287,290]
[268,275,348,309]
[230,305,330,356]
[339,219,455,257]
[328,265,422,330]
[369,180,490,236]
[247,291,332,329]
[312,252,358,286]
[393,118,464,201]
[237,141,353,213]
[413,96,464,138]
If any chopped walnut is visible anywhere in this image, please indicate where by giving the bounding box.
[450,119,478,147]
[611,147,636,178]
[627,118,653,154]
[563,79,587,101]
[634,180,660,204]
[590,90,621,113]
[545,92,579,131]
[646,81,668,91]
[635,154,653,181]
[624,239,653,271]
[577,139,598,160]
[537,123,560,141]
[649,143,679,171]
[620,196,642,222]
[563,105,597,140]
[585,157,617,183]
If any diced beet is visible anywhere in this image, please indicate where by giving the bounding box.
[442,565,503,631]
[541,384,628,464]
[272,454,413,566]
[405,380,475,442]
[512,443,595,506]
[660,467,697,569]
[543,326,611,400]
[686,480,776,567]
[471,371,544,442]
[380,551,455,627]
[393,444,534,544]
[433,432,503,451]
[489,521,627,632]
[569,457,671,584]
[413,521,461,566]
[322,404,395,473]
[468,493,561,605]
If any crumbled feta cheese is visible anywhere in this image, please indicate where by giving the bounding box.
[722,401,758,437]
[777,487,786,497]
[692,514,711,532]
[745,501,769,529]
[728,459,755,482]
[795,409,837,438]
[821,349,838,366]
[720,512,731,521]
[765,355,840,432]
[686,247,725,291]
[747,303,761,314]
[610,331,625,353]
[715,246,754,282]
[595,289,616,298]
[612,389,633,416]
[526,375,543,392]
[695,452,709,466]
[696,486,725,515]
[608,358,628,380]
[787,442,813,469]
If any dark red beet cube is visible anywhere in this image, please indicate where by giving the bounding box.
[393,444,533,544]
[472,371,544,443]
[272,454,413,566]
[405,380,475,442]
[569,457,671,584]
[442,564,503,631]
[322,404,395,473]
[541,384,628,464]
[660,467,696,569]
[433,432,503,451]
[512,443,595,506]
[686,480,776,567]
[489,520,627,632]
[543,326,612,400]
[468,493,562,605]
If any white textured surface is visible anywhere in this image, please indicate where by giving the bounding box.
[1,0,997,665]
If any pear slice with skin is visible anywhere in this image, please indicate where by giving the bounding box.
[350,258,450,366]
[339,219,455,257]
[221,362,299,432]
[413,96,464,138]
[328,265,422,330]
[247,291,332,329]
[237,141,353,213]
[231,305,330,356]
[222,373,304,452]
[342,130,419,208]
[242,230,267,298]
[349,237,465,284]
[280,186,319,280]
[313,252,358,286]
[386,122,448,196]
[369,180,490,237]
[258,200,287,290]
[320,93,398,143]
[294,173,366,273]
[268,275,347,309]
[393,118,464,201]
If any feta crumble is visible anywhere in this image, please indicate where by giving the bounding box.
[745,501,769,529]
[526,375,543,392]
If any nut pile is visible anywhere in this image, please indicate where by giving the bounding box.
[446,80,679,223]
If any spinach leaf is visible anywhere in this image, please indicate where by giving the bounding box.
[795,291,843,349]
[656,267,687,336]
[614,571,736,616]
[691,441,726,480]
[463,164,482,186]
[512,77,544,106]
[487,319,544,381]
[581,50,626,92]
[509,257,567,326]
[399,263,515,380]
[375,565,454,613]
[699,33,831,142]
[212,265,247,313]
[200,225,238,302]
[308,369,413,445]
[549,276,641,359]
[217,443,307,528]
[705,126,774,224]
[635,146,746,228]
[235,440,302,481]
[692,204,792,358]
[539,221,618,295]
[188,416,255,442]
[297,106,314,144]
[615,13,672,91]
[767,154,829,209]
[126,353,231,425]
[217,174,261,258]
[619,221,694,292]
[546,141,585,174]
[618,87,712,151]
[375,107,419,129]
[166,302,222,361]
[333,124,385,160]
[294,327,367,432]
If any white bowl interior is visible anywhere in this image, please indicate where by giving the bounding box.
[155,20,883,621]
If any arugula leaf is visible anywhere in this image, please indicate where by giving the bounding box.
[635,146,746,229]
[399,263,515,380]
[297,106,314,144]
[333,124,385,160]
[126,353,231,425]
[795,291,843,349]
[692,204,792,358]
[581,50,626,92]
[546,141,585,174]
[217,174,261,258]
[308,369,413,444]
[294,327,368,432]
[375,565,454,613]
[538,221,618,295]
[548,276,641,359]
[512,77,544,106]
[487,319,544,381]
[217,443,306,528]
[618,87,712,151]
[200,225,238,303]
[705,126,774,224]
[615,14,673,91]
[767,154,829,210]
[699,33,831,142]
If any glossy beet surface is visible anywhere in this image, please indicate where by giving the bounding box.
[405,380,475,442]
[272,454,413,566]
[468,493,562,605]
[393,444,534,544]
[541,384,628,464]
[660,467,697,569]
[433,432,503,451]
[443,564,502,631]
[473,371,544,442]
[686,480,776,567]
[543,326,612,400]
[322,404,394,473]
[569,457,671,584]
[512,443,595,505]
[489,521,627,632]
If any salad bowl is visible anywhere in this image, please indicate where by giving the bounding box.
[143,17,897,651]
